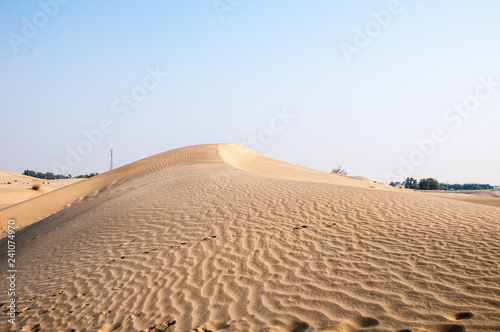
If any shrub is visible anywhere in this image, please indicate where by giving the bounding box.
[32,183,41,191]
[7,182,11,184]
[331,166,348,175]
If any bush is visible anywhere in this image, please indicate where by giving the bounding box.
[32,183,41,191]
[331,166,347,175]
[7,182,11,184]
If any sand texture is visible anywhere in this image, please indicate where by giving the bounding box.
[0,144,499,331]
[0,171,82,210]
[425,189,500,209]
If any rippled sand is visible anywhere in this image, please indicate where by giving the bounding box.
[1,144,499,331]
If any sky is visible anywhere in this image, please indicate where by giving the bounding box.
[1,0,499,185]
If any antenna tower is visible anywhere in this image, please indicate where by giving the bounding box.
[109,148,114,171]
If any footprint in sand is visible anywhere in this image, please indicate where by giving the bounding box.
[146,320,176,331]
[109,256,125,263]
[65,310,74,315]
[266,320,309,332]
[119,239,136,247]
[52,291,64,296]
[41,308,56,314]
[170,242,187,248]
[322,316,379,331]
[293,225,308,230]
[326,223,337,228]
[201,236,217,241]
[448,312,474,320]
[21,324,40,332]
[144,249,157,254]
[16,307,30,315]
[428,324,466,332]
[27,296,38,302]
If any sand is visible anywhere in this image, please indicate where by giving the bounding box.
[423,189,500,209]
[0,144,499,331]
[0,171,82,210]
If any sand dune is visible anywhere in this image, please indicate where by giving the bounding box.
[424,189,500,209]
[1,144,499,331]
[0,171,81,210]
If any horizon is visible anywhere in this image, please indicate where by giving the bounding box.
[1,1,499,185]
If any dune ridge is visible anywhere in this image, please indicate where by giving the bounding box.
[1,144,499,331]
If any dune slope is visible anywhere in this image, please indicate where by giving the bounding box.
[0,144,499,332]
[0,171,82,210]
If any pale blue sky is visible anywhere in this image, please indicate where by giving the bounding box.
[1,1,499,184]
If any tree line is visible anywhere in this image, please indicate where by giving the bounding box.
[23,170,98,180]
[389,177,493,191]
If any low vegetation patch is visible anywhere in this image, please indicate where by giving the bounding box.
[32,183,41,191]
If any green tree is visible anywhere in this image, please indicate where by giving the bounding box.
[404,177,417,189]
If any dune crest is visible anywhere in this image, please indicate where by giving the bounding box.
[1,144,499,331]
[218,143,385,188]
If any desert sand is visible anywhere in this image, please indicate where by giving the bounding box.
[0,171,82,210]
[423,189,500,209]
[0,144,499,331]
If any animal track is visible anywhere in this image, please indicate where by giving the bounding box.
[109,256,125,263]
[20,324,40,332]
[52,291,64,296]
[429,324,466,332]
[144,249,157,254]
[201,236,216,241]
[16,307,30,315]
[170,242,187,248]
[145,320,176,331]
[450,312,474,320]
[293,225,308,230]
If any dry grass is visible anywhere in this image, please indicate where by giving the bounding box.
[32,183,41,191]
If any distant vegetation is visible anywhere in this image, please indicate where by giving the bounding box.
[23,170,98,180]
[331,166,348,175]
[389,177,493,191]
[438,183,493,190]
